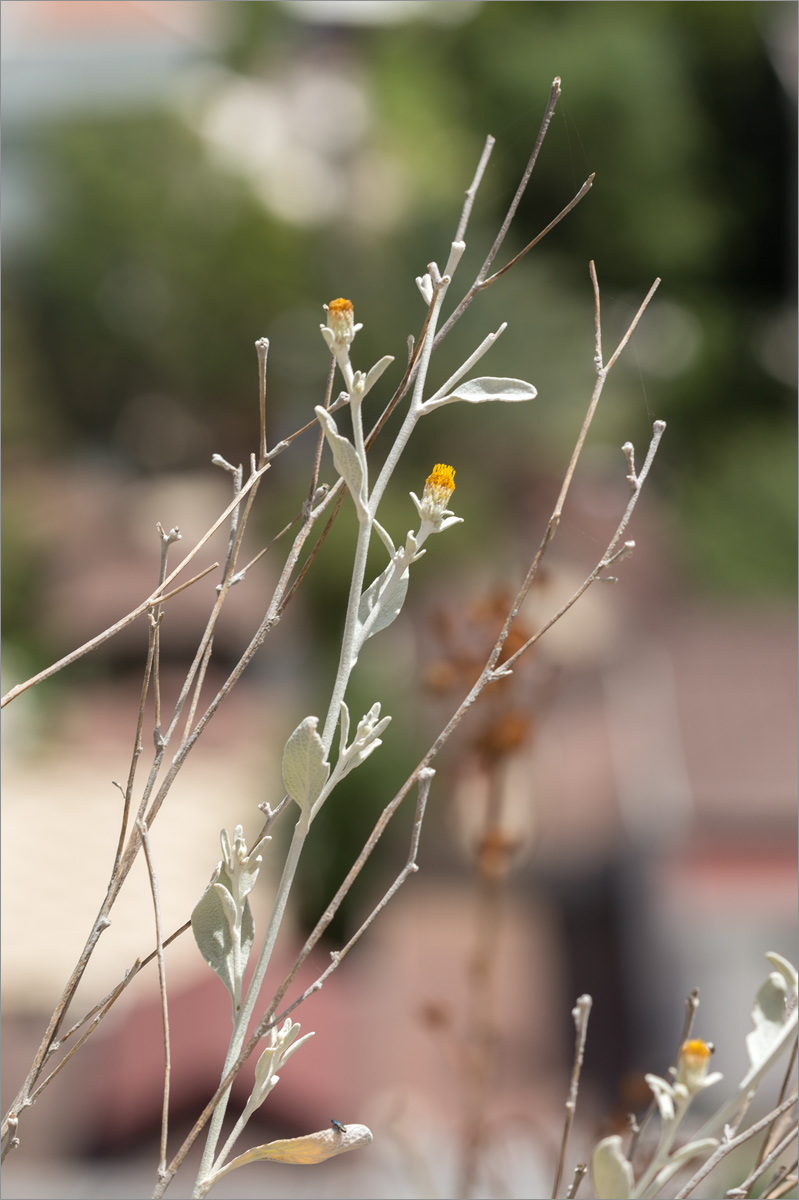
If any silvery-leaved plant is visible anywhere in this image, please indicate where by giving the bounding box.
[191,825,271,1019]
[330,700,391,789]
[243,1018,314,1118]
[590,953,798,1200]
[2,81,692,1200]
[592,1039,722,1200]
[192,278,538,1194]
[280,700,391,823]
[313,279,536,761]
[194,1018,318,1196]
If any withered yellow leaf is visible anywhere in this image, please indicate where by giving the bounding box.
[214,1123,373,1176]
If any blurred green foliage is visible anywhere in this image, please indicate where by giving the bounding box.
[2,2,795,927]
[4,1,794,601]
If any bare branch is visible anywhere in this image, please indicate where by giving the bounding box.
[674,1094,798,1199]
[566,1162,588,1199]
[1,462,270,707]
[481,174,595,289]
[552,996,593,1199]
[478,76,562,284]
[137,820,171,1177]
[255,337,269,464]
[456,134,496,244]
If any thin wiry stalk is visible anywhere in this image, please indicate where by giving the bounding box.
[762,1160,799,1200]
[552,996,593,1199]
[256,337,268,464]
[749,1035,798,1183]
[481,174,595,289]
[156,563,220,603]
[673,1094,798,1199]
[566,1163,588,1199]
[138,819,172,1178]
[728,1125,799,1199]
[112,594,159,878]
[1,462,271,707]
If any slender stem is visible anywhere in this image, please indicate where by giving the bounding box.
[762,1162,799,1200]
[435,78,572,346]
[58,921,190,1047]
[193,815,309,1192]
[750,1035,798,1182]
[552,996,593,1199]
[673,1094,798,1200]
[112,601,158,879]
[501,416,666,675]
[477,76,562,285]
[727,1125,799,1199]
[473,268,661,684]
[566,1163,588,1199]
[321,273,453,756]
[152,525,179,740]
[181,638,214,746]
[481,175,595,289]
[320,510,374,754]
[156,563,219,604]
[369,272,451,514]
[310,769,433,982]
[455,135,495,244]
[256,337,269,464]
[1,463,270,707]
[25,975,133,1108]
[138,820,171,1177]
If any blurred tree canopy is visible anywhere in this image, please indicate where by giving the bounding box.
[3,0,795,673]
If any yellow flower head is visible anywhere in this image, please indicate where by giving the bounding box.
[410,463,461,537]
[327,298,355,344]
[423,464,456,509]
[676,1038,714,1093]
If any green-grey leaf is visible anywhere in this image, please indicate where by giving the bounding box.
[213,881,237,930]
[357,561,409,644]
[746,972,789,1068]
[315,407,366,513]
[591,1136,634,1200]
[423,376,537,412]
[191,863,255,1014]
[767,951,798,997]
[282,716,330,814]
[236,834,271,901]
[362,355,394,397]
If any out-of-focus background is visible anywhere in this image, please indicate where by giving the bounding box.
[2,2,796,1197]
